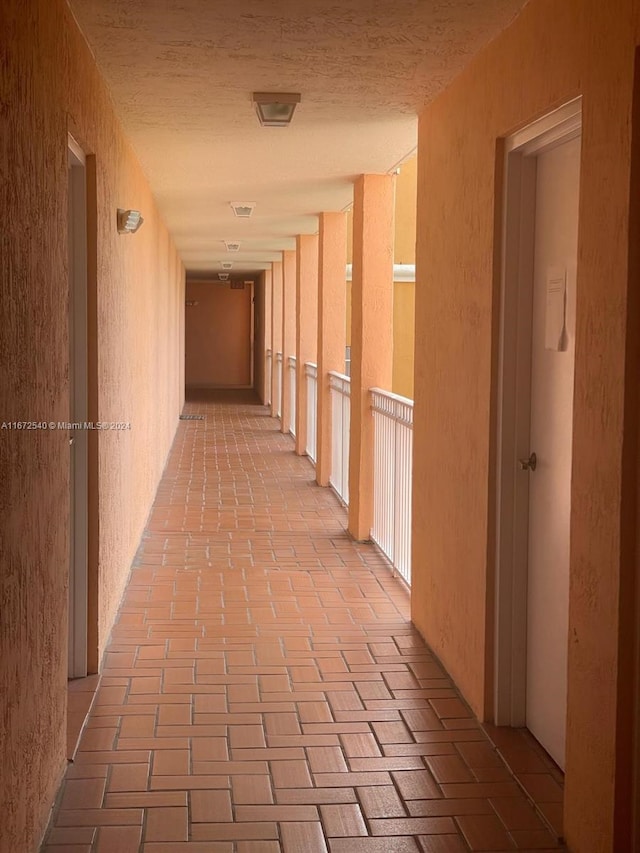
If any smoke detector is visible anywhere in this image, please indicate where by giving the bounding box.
[230,202,256,218]
[224,241,241,252]
[218,273,230,281]
[221,261,233,269]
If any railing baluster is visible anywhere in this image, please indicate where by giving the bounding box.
[266,349,273,406]
[370,387,414,586]
[328,371,351,506]
[275,352,283,419]
[304,362,317,463]
[287,356,297,437]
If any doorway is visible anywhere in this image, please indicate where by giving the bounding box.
[67,136,89,680]
[494,100,582,770]
[184,279,255,390]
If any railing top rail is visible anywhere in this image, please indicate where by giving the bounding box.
[304,362,318,377]
[370,387,413,426]
[328,371,351,396]
[369,387,414,408]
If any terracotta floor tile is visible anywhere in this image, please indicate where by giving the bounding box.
[104,792,186,808]
[231,775,274,805]
[191,821,279,841]
[152,749,190,775]
[46,827,97,845]
[42,395,566,852]
[426,754,475,784]
[95,825,142,852]
[142,845,232,853]
[190,789,233,822]
[369,817,456,836]
[60,778,106,810]
[144,806,189,842]
[457,814,517,850]
[281,820,329,852]
[277,787,358,805]
[320,803,368,836]
[417,835,469,852]
[329,838,421,852]
[393,769,442,800]
[108,763,150,793]
[56,809,143,827]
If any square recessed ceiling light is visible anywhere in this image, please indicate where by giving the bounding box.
[230,202,256,218]
[252,93,301,127]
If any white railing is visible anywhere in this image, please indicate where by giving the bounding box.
[329,371,351,505]
[265,348,272,406]
[370,388,414,586]
[287,356,297,437]
[305,362,318,463]
[275,352,283,419]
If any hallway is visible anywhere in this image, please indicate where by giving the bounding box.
[43,394,563,853]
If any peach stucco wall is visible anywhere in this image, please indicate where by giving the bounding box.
[185,280,252,388]
[0,1,184,849]
[412,0,639,848]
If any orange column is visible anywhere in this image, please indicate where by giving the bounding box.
[263,268,272,405]
[270,260,283,419]
[280,249,297,434]
[295,234,319,455]
[316,212,347,486]
[348,174,395,540]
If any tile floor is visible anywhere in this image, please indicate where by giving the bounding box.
[43,392,565,852]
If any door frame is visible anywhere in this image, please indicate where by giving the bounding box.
[68,134,89,678]
[493,98,582,725]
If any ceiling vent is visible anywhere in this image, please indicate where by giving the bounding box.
[221,261,233,269]
[218,273,230,281]
[224,241,241,252]
[230,202,256,218]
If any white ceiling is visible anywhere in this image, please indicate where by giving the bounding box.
[68,0,528,274]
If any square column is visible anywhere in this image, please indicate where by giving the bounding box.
[295,234,319,455]
[316,212,347,486]
[348,174,395,540]
[262,268,272,405]
[281,249,297,434]
[270,260,283,419]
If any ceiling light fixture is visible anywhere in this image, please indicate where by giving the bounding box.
[221,261,233,269]
[252,92,301,127]
[224,241,241,252]
[218,273,230,281]
[116,208,144,234]
[230,201,256,218]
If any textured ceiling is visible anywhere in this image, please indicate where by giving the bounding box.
[68,0,528,273]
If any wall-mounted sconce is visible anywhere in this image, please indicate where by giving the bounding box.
[117,208,144,234]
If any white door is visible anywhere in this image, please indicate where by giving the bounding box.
[524,134,580,768]
[68,138,89,678]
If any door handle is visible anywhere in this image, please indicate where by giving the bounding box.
[519,451,537,471]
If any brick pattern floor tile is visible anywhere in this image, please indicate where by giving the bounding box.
[42,392,566,851]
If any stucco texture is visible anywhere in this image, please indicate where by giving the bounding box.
[412,0,639,848]
[0,1,184,849]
